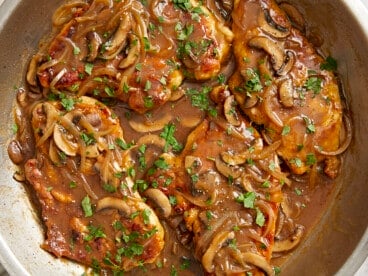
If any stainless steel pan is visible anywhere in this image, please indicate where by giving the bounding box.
[0,0,367,275]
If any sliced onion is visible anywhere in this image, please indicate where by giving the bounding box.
[35,103,59,147]
[50,68,67,93]
[202,231,235,273]
[314,114,352,156]
[241,252,274,276]
[273,225,304,253]
[52,0,89,26]
[80,173,98,200]
[224,95,241,126]
[256,200,276,238]
[102,14,132,59]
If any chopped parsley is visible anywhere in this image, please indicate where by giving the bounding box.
[73,46,81,55]
[154,157,170,170]
[186,86,214,112]
[104,86,115,97]
[115,138,134,150]
[61,97,76,111]
[80,132,96,145]
[103,183,117,193]
[274,266,282,275]
[117,243,144,258]
[180,257,191,270]
[305,76,322,95]
[290,157,303,168]
[143,37,150,51]
[142,209,151,225]
[261,180,271,188]
[255,208,265,227]
[69,181,77,188]
[169,195,177,206]
[235,192,256,209]
[11,123,18,134]
[217,73,225,84]
[175,23,194,41]
[135,63,142,71]
[320,56,338,71]
[84,63,94,75]
[160,123,183,152]
[84,225,106,241]
[81,195,93,217]
[244,68,263,93]
[172,0,192,11]
[282,125,291,136]
[144,96,154,108]
[228,239,237,250]
[144,80,152,92]
[303,116,316,134]
[306,153,317,165]
[295,188,303,196]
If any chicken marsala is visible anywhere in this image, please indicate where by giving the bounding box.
[8,0,352,275]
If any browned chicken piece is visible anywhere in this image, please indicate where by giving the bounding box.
[24,96,164,272]
[155,90,296,275]
[228,0,343,175]
[27,0,183,114]
[172,0,234,80]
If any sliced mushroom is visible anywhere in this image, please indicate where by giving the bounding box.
[279,2,306,32]
[242,252,275,276]
[244,93,259,109]
[137,134,166,149]
[278,78,294,107]
[119,34,140,69]
[277,50,295,76]
[129,113,172,133]
[185,155,202,172]
[86,31,102,62]
[96,196,134,216]
[215,157,242,179]
[202,231,235,273]
[258,10,290,39]
[53,124,79,156]
[102,14,132,59]
[221,150,250,166]
[224,95,241,126]
[248,37,285,72]
[8,140,23,165]
[144,188,172,218]
[191,170,220,204]
[273,225,304,253]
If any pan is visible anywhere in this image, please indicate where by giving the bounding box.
[0,0,367,275]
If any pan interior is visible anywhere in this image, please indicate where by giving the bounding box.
[0,0,368,275]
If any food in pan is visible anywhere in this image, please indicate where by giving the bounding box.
[8,0,352,275]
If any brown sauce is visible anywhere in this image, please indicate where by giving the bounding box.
[8,0,350,275]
